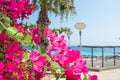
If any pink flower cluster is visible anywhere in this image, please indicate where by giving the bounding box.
[52,50,88,80]
[0,33,8,44]
[30,51,46,73]
[44,28,67,54]
[0,62,5,80]
[0,62,4,75]
[30,27,41,44]
[0,0,37,23]
[5,42,23,63]
[44,28,89,80]
[14,24,41,44]
[1,45,46,79]
[14,24,24,33]
[0,0,98,79]
[89,75,98,80]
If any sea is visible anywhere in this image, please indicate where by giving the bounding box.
[22,45,120,57]
[70,46,120,57]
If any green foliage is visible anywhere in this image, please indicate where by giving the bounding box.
[14,33,23,42]
[0,14,11,33]
[6,27,18,37]
[22,52,29,62]
[4,23,10,28]
[32,0,75,19]
[4,17,11,24]
[51,28,62,34]
[83,75,89,80]
[43,65,48,72]
[36,46,42,53]
[0,12,4,20]
[0,53,4,61]
[0,25,4,33]
[50,61,65,80]
[50,61,64,72]
[23,34,32,45]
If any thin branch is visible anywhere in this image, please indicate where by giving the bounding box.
[0,21,7,29]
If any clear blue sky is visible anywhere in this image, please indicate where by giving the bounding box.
[24,0,120,46]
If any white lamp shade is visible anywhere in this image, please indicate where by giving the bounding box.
[74,22,86,30]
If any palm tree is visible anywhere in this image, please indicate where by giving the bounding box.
[32,0,75,53]
[32,0,75,27]
[60,27,73,46]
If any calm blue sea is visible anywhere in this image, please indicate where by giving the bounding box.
[70,46,120,56]
[22,45,120,57]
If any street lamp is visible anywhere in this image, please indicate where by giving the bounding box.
[74,22,86,52]
[66,31,73,46]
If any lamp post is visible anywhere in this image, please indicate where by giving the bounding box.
[66,31,73,46]
[74,22,86,53]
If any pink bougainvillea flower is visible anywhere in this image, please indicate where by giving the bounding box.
[89,75,98,80]
[67,49,81,62]
[73,62,88,74]
[14,24,24,33]
[65,68,82,80]
[44,28,52,36]
[0,62,5,75]
[30,51,46,73]
[33,60,44,73]
[1,0,37,23]
[30,27,40,35]
[30,51,39,62]
[7,1,18,11]
[72,58,88,74]
[17,1,25,14]
[32,35,41,44]
[0,33,8,44]
[53,54,69,67]
[5,61,18,72]
[33,57,46,73]
[5,42,23,63]
[0,75,5,80]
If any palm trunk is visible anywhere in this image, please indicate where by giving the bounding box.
[37,5,50,27]
[37,5,50,53]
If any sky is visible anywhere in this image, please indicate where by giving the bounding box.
[24,0,120,46]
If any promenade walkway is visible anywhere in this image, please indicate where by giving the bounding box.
[90,68,120,80]
[49,68,120,80]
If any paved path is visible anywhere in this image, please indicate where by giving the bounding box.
[44,68,120,80]
[89,68,120,80]
[50,68,120,80]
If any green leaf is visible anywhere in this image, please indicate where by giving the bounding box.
[83,75,88,80]
[0,25,4,33]
[0,53,5,60]
[40,53,51,62]
[43,66,48,72]
[22,52,29,62]
[6,27,18,37]
[4,17,11,24]
[4,23,10,28]
[0,12,4,20]
[14,33,23,42]
[37,46,41,53]
[29,42,34,47]
[50,61,61,72]
[55,73,61,80]
[23,34,32,44]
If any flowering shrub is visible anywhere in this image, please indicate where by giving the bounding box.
[0,0,37,23]
[0,0,98,80]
